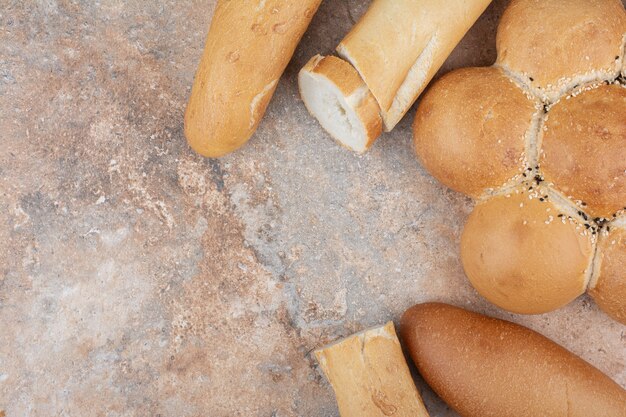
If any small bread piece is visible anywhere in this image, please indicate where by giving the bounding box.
[185,0,322,157]
[589,223,626,324]
[541,84,626,219]
[338,0,493,130]
[299,55,383,153]
[401,303,626,417]
[496,0,626,100]
[461,189,594,314]
[315,322,430,417]
[413,67,536,198]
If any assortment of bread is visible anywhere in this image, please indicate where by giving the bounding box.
[184,0,626,414]
[414,0,626,322]
[299,0,492,153]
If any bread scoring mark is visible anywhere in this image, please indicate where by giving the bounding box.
[227,51,240,63]
[524,106,545,175]
[371,389,398,416]
[249,79,278,129]
[251,23,268,35]
[272,22,288,34]
[495,62,623,104]
[384,34,439,131]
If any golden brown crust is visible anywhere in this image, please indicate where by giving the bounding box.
[589,225,626,324]
[338,0,492,130]
[413,67,536,198]
[540,85,626,219]
[299,55,383,151]
[184,0,322,158]
[496,0,626,100]
[315,322,430,417]
[461,189,593,314]
[401,303,626,417]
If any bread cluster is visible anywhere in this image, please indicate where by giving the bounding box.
[413,0,626,322]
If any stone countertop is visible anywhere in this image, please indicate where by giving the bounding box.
[1,1,624,416]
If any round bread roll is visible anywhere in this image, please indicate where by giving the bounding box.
[496,0,626,100]
[461,188,594,314]
[589,223,626,324]
[413,67,536,198]
[541,84,626,219]
[413,0,626,320]
[401,303,626,417]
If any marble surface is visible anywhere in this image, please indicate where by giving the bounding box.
[1,1,624,416]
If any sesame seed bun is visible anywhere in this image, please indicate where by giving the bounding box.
[496,0,626,101]
[589,223,626,324]
[413,67,537,198]
[461,188,594,314]
[540,84,626,219]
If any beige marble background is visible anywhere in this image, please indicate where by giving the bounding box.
[1,1,624,416]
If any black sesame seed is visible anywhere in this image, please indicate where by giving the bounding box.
[529,77,534,81]
[607,226,611,232]
[617,56,620,60]
[539,198,545,202]
[585,224,591,229]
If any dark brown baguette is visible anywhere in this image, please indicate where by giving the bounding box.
[401,303,626,417]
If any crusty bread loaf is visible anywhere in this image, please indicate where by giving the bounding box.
[413,0,626,320]
[315,322,430,417]
[401,303,626,417]
[338,0,493,131]
[589,221,626,324]
[299,0,492,152]
[461,187,593,314]
[496,0,626,101]
[185,0,321,157]
[413,66,538,198]
[299,55,382,153]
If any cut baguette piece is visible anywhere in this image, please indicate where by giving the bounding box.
[315,322,430,417]
[299,55,383,153]
[337,0,493,131]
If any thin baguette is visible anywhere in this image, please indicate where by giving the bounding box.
[185,0,322,157]
[337,0,492,131]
